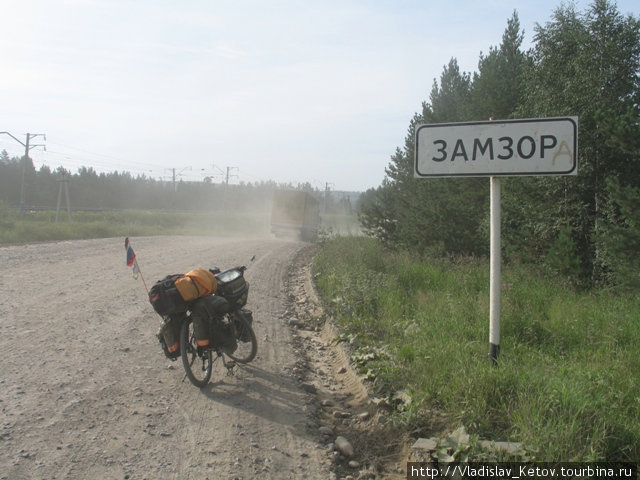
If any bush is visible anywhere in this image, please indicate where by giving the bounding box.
[545,225,583,281]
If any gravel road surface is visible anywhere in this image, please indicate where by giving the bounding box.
[0,235,332,480]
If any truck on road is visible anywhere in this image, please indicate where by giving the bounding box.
[270,190,321,242]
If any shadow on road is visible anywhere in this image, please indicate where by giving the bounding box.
[199,363,312,431]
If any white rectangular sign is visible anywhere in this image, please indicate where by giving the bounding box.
[414,117,578,177]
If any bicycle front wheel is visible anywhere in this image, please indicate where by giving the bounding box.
[180,318,213,388]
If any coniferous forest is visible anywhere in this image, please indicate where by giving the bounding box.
[359,1,640,289]
[0,156,290,213]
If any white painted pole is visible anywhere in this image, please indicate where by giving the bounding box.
[489,176,501,364]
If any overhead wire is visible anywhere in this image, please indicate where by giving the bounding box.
[46,140,165,171]
[0,136,171,180]
[1,137,285,185]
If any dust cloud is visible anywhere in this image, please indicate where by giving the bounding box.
[176,188,363,242]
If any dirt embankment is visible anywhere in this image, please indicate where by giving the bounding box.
[283,245,409,479]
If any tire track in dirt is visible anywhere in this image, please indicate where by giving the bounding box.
[171,238,331,480]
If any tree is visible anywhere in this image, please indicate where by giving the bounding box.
[426,58,471,123]
[0,150,9,165]
[469,12,527,120]
[509,0,640,282]
[0,155,21,205]
[360,18,526,257]
[600,178,640,289]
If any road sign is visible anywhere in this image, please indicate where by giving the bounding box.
[413,116,579,364]
[415,117,578,177]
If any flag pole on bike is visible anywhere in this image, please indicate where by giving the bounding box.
[125,237,149,295]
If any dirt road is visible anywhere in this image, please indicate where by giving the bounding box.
[0,235,335,480]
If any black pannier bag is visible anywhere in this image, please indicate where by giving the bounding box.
[190,296,237,353]
[216,269,249,309]
[149,274,188,316]
[200,298,232,346]
[208,317,237,353]
[157,314,183,360]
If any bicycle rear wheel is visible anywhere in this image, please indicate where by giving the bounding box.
[226,311,257,364]
[180,317,213,388]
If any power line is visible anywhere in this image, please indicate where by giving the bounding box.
[46,140,166,171]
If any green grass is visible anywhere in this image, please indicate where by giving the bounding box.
[313,236,640,462]
[0,204,270,244]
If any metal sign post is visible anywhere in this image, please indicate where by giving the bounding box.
[414,117,578,364]
[489,176,500,364]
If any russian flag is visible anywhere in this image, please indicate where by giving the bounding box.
[126,245,136,267]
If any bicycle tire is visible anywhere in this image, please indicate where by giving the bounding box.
[180,317,213,388]
[226,311,257,364]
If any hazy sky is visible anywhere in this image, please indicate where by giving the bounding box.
[2,0,639,192]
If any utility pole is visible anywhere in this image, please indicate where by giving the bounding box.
[166,166,192,192]
[55,172,72,222]
[225,166,238,185]
[0,131,46,216]
[207,164,238,185]
[21,134,29,215]
[324,182,334,214]
[217,166,238,210]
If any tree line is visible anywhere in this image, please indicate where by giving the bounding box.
[0,155,267,212]
[359,0,640,289]
[0,153,356,215]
